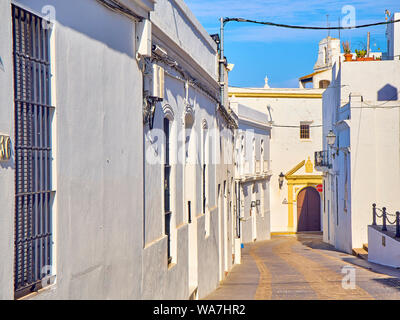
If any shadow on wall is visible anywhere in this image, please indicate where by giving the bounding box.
[377,84,398,101]
[15,0,135,58]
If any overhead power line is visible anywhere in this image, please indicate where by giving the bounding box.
[96,0,144,21]
[223,17,400,30]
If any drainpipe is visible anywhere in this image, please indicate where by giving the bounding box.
[219,17,225,107]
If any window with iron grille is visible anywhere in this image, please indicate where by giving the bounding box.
[163,118,172,264]
[12,5,55,299]
[202,129,207,215]
[300,123,310,139]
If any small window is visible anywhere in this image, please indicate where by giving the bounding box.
[319,80,330,88]
[300,123,310,139]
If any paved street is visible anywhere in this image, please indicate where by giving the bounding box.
[206,233,400,300]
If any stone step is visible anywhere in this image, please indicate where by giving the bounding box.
[363,243,368,252]
[352,247,368,260]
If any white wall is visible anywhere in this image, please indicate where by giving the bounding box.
[231,101,272,243]
[150,0,218,81]
[322,60,400,253]
[141,0,233,299]
[1,0,237,300]
[3,0,145,299]
[368,226,400,268]
[386,12,400,60]
[230,88,323,232]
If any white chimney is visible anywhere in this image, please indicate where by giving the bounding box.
[264,75,270,88]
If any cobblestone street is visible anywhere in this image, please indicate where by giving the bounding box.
[206,233,400,300]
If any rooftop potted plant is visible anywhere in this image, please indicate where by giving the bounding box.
[355,49,374,61]
[342,41,352,62]
[355,49,366,60]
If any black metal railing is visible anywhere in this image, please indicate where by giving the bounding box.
[315,150,331,168]
[372,203,400,237]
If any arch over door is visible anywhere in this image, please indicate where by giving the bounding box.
[297,187,321,231]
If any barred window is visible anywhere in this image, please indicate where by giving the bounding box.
[300,123,310,139]
[12,5,55,299]
[163,118,172,265]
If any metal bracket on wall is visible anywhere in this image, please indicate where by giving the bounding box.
[143,96,163,129]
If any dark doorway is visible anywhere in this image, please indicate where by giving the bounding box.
[297,187,321,232]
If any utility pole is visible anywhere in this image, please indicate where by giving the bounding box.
[367,32,370,57]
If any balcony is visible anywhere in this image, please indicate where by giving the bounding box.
[314,150,331,169]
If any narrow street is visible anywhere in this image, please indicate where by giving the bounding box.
[206,233,400,300]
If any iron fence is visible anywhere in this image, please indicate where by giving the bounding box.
[372,203,400,237]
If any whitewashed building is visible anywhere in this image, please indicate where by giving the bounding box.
[316,16,400,254]
[0,0,238,300]
[141,0,238,299]
[384,12,400,60]
[230,97,272,243]
[299,36,382,90]
[229,83,324,234]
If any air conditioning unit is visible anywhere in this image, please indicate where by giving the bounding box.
[152,64,164,99]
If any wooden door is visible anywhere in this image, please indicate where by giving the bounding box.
[297,187,321,231]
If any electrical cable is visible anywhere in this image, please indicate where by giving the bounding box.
[271,124,322,128]
[95,0,144,21]
[224,17,400,30]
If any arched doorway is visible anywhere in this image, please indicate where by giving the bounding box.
[297,187,321,231]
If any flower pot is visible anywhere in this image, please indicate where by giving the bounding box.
[344,53,353,62]
[356,57,374,61]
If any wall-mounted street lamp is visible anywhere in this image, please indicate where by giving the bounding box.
[326,130,336,147]
[278,172,285,189]
[326,130,339,157]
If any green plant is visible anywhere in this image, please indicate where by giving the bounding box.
[342,41,351,54]
[355,49,367,58]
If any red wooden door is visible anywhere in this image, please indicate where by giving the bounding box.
[297,187,321,232]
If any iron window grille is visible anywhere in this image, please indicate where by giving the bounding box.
[12,5,55,299]
[163,118,172,264]
[300,124,310,139]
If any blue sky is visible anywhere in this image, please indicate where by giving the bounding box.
[184,0,400,88]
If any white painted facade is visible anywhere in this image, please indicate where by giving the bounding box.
[385,12,400,60]
[229,87,324,233]
[318,19,400,253]
[368,226,400,268]
[0,0,150,300]
[0,0,239,300]
[230,99,272,243]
